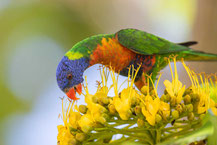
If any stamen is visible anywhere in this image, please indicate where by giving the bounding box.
[156,73,163,91]
[168,58,174,80]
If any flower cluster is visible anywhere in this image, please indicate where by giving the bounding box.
[57,59,217,145]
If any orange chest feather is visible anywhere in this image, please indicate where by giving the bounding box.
[89,37,136,71]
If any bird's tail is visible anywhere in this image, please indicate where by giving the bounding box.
[182,50,217,61]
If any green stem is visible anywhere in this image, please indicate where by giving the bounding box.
[162,128,192,141]
[107,137,130,145]
[108,127,154,144]
[156,130,161,143]
[163,124,191,131]
[162,123,201,141]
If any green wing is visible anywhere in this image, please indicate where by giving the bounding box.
[116,29,190,55]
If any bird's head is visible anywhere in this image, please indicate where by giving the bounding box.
[56,56,89,100]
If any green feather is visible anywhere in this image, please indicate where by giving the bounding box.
[116,28,190,55]
[181,50,217,61]
[117,28,217,61]
[66,34,114,59]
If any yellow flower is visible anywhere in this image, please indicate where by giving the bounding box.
[197,91,210,114]
[142,95,160,126]
[93,87,110,105]
[57,125,76,145]
[164,58,185,104]
[112,65,141,120]
[182,61,210,114]
[68,111,81,129]
[85,93,107,119]
[113,88,139,120]
[80,81,107,132]
[78,113,94,133]
[159,101,170,120]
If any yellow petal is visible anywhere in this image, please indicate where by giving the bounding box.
[164,80,174,96]
[198,106,206,114]
[142,107,156,126]
[69,112,81,129]
[78,114,94,133]
[176,86,185,104]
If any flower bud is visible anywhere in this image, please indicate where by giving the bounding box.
[97,117,106,124]
[186,104,193,112]
[188,112,194,121]
[181,103,187,112]
[191,93,200,102]
[68,138,77,145]
[137,118,145,127]
[81,125,92,133]
[92,96,98,103]
[79,105,87,114]
[150,89,156,96]
[160,94,165,101]
[161,94,170,102]
[101,113,109,121]
[76,133,86,142]
[199,114,206,120]
[134,106,141,115]
[108,104,116,115]
[172,110,179,119]
[131,96,137,106]
[101,97,109,105]
[99,107,107,114]
[176,104,183,114]
[155,114,162,123]
[170,97,176,107]
[166,94,171,102]
[193,102,199,112]
[141,86,149,95]
[184,87,193,94]
[184,95,191,104]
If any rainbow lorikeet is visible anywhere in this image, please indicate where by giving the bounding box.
[56,28,217,100]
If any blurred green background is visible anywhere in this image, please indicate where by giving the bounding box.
[0,0,216,145]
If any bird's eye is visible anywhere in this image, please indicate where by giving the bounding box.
[67,74,73,80]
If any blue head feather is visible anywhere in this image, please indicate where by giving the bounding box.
[56,56,89,92]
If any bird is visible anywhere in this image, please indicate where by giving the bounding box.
[56,28,217,100]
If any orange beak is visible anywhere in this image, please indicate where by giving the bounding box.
[66,84,82,101]
[75,83,82,95]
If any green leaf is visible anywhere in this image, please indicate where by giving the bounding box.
[205,111,217,145]
[158,112,216,145]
